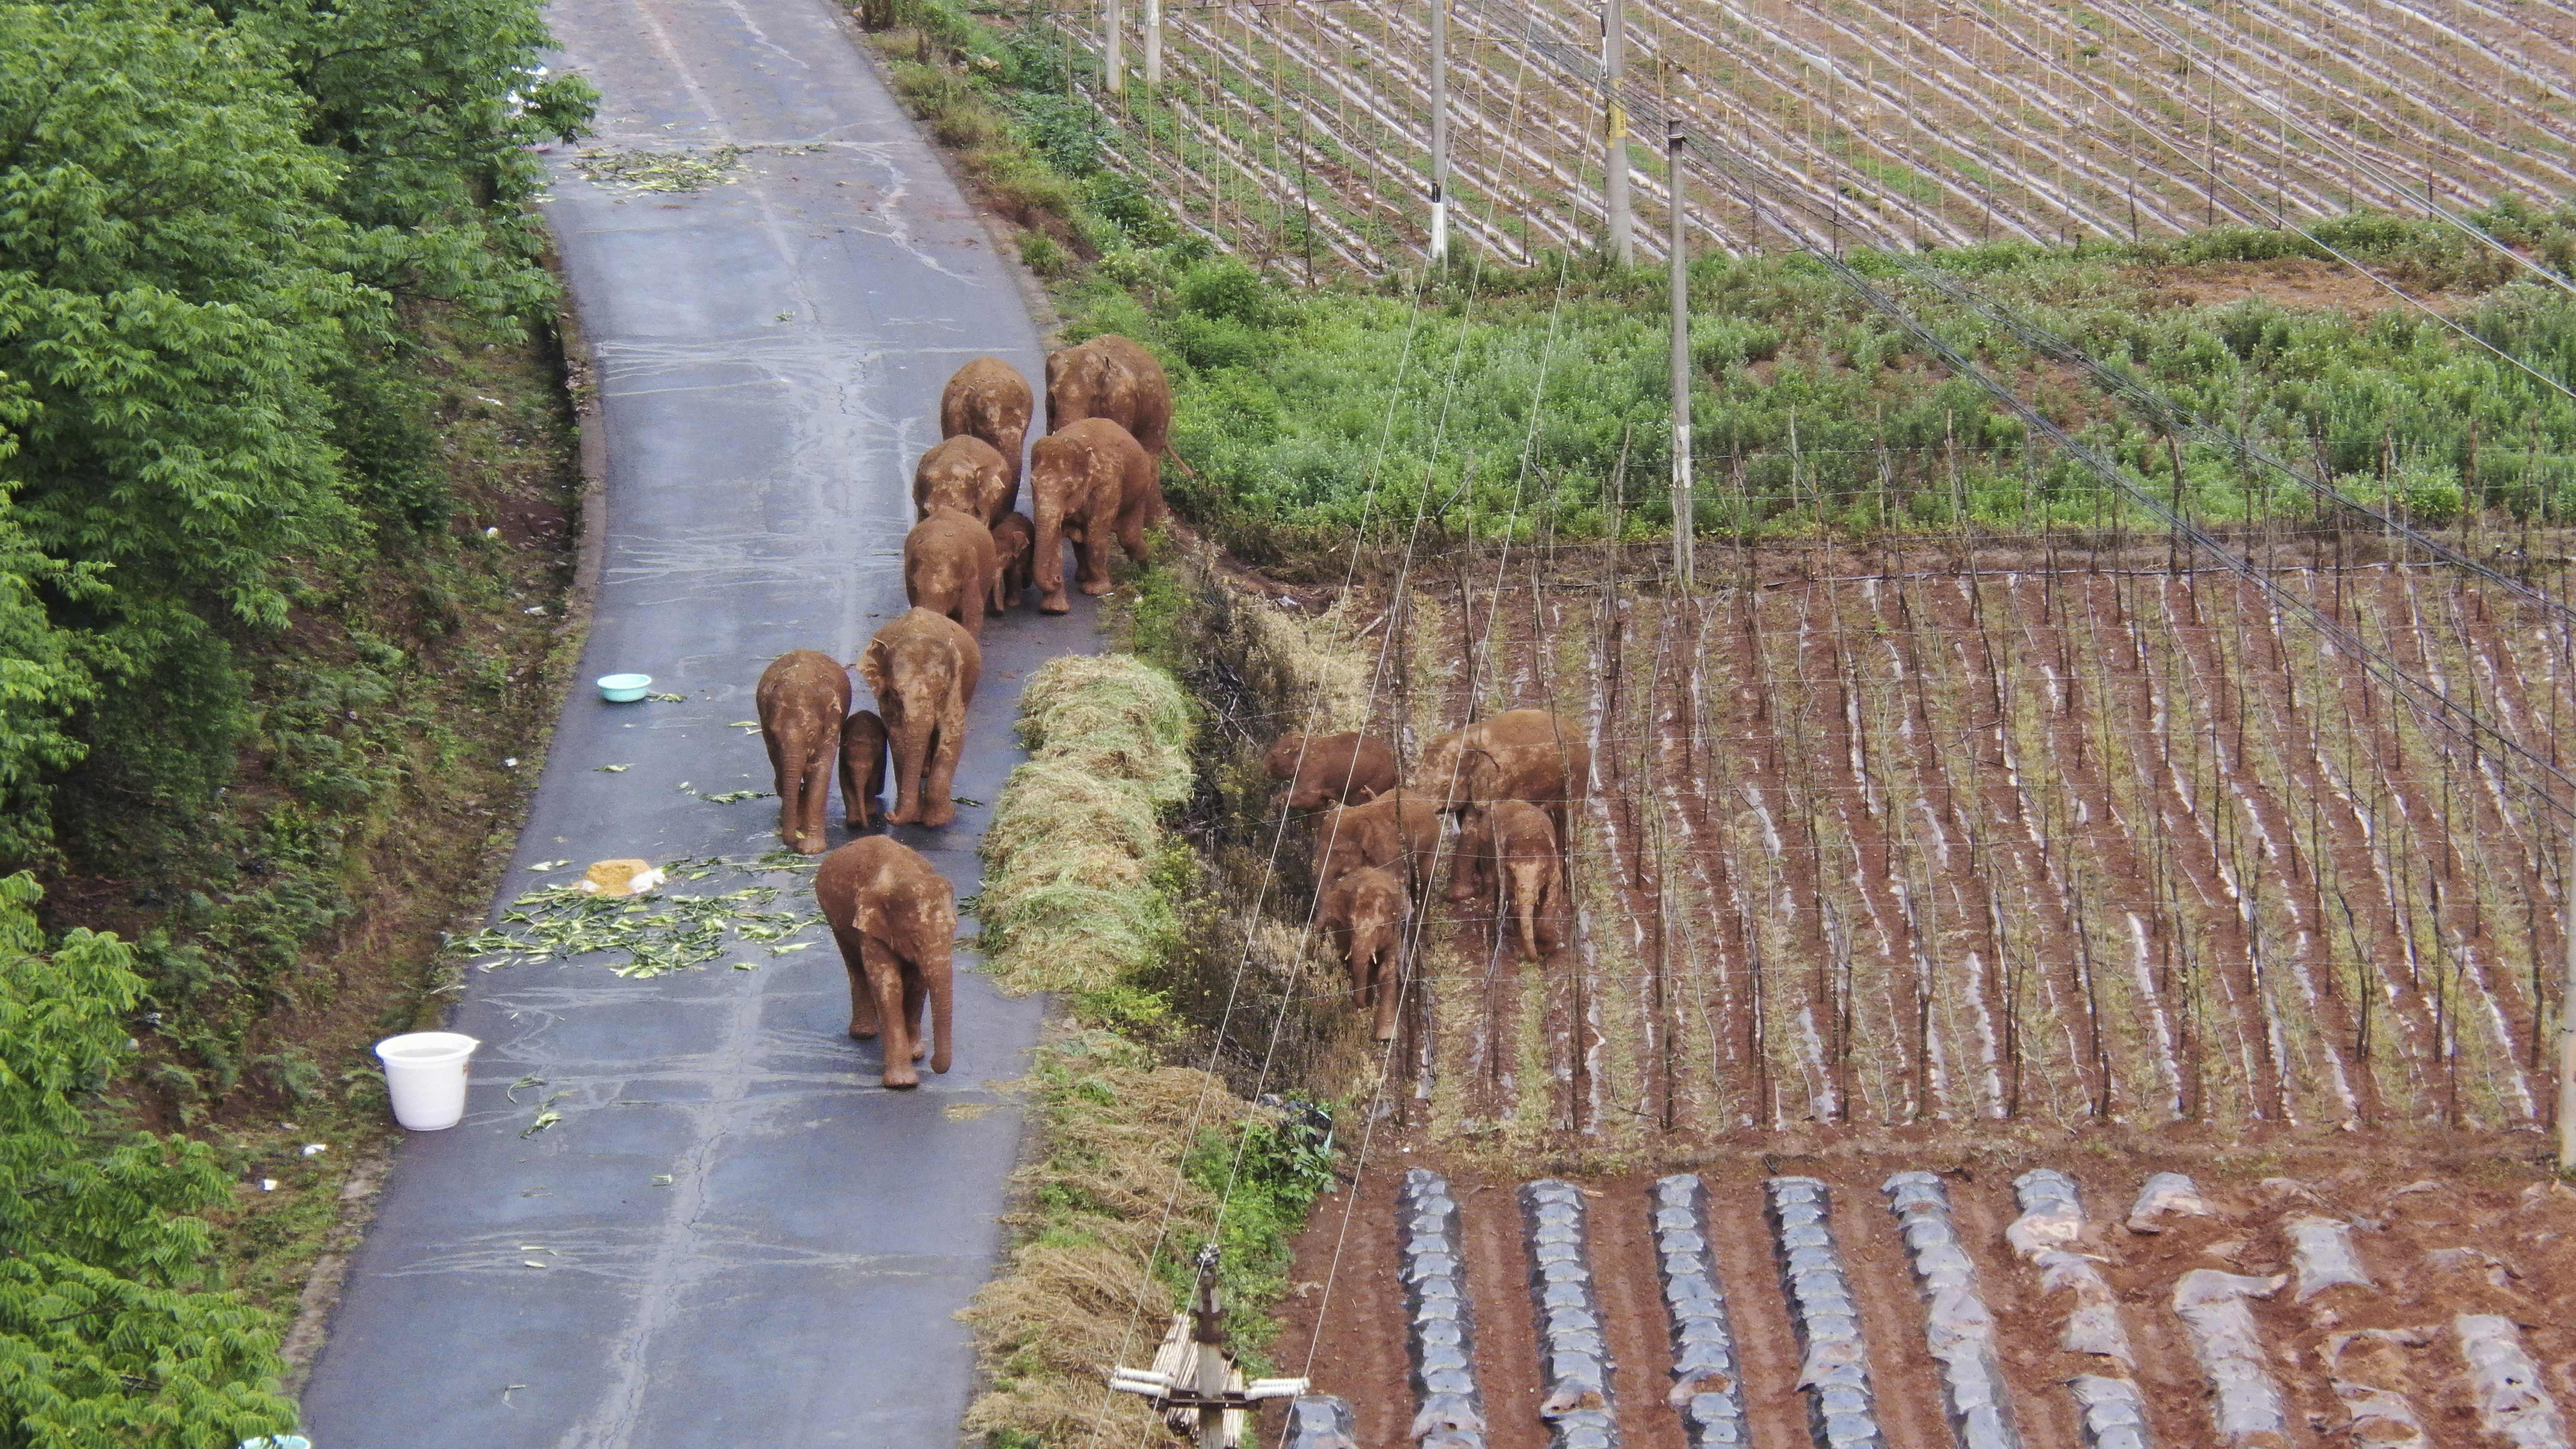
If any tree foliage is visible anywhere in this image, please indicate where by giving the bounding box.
[0,872,297,1445]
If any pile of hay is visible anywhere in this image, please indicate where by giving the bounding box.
[959,1035,1268,1447]
[980,654,1191,997]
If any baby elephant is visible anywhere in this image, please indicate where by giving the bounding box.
[861,607,981,828]
[757,648,852,854]
[814,835,955,1088]
[1320,864,1409,1041]
[913,434,1014,525]
[989,511,1034,614]
[905,509,998,639]
[1264,730,1397,811]
[840,709,887,830]
[1462,798,1563,961]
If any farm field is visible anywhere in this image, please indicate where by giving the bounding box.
[1064,0,2576,273]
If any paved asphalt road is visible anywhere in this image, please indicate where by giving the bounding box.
[298,0,1084,1440]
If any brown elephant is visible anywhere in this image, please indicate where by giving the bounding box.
[940,355,1033,495]
[912,434,1014,526]
[840,708,888,829]
[1028,417,1155,614]
[757,649,852,854]
[1312,788,1443,896]
[989,511,1034,614]
[860,607,981,828]
[1264,731,1398,811]
[814,835,955,1088]
[1458,799,1563,961]
[1417,710,1591,902]
[1045,333,1172,467]
[904,509,997,639]
[1320,864,1409,1041]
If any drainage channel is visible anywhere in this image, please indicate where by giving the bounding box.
[1765,1176,1884,1449]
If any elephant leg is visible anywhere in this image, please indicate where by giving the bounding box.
[1537,868,1564,954]
[864,935,918,1088]
[835,923,879,1039]
[1512,863,1544,961]
[799,746,834,854]
[1115,498,1150,563]
[921,711,966,828]
[1443,821,1482,903]
[766,732,800,850]
[1075,528,1115,596]
[958,579,984,640]
[886,727,924,826]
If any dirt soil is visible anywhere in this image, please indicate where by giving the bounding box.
[1273,1136,2576,1449]
[2138,258,2463,316]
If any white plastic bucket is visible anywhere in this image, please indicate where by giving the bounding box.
[374,1032,481,1131]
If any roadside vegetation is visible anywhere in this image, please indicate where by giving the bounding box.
[2,0,594,1434]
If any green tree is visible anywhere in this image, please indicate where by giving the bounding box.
[0,872,297,1445]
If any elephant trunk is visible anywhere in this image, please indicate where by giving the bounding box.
[889,714,935,824]
[1031,467,1069,612]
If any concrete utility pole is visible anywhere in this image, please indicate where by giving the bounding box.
[1106,0,1124,93]
[1144,0,1161,88]
[1602,0,1633,262]
[1668,118,1692,590]
[1429,0,1450,261]
[2562,852,2576,1173]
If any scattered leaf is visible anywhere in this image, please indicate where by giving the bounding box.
[949,796,984,807]
[730,961,758,971]
[649,1174,674,1186]
[767,941,815,956]
[527,860,570,872]
[727,720,760,731]
[521,1110,563,1138]
[697,789,774,804]
[595,763,632,773]
[571,144,748,194]
[646,692,687,702]
[944,1103,994,1121]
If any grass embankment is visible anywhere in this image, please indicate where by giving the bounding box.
[964,654,1335,1449]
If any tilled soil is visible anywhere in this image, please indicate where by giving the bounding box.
[1272,1139,2576,1449]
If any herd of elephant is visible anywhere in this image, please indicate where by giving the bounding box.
[1267,710,1592,1044]
[740,334,1592,1084]
[749,334,1172,1088]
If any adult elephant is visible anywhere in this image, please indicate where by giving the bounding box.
[859,607,981,828]
[904,509,997,639]
[814,835,955,1089]
[1265,730,1398,811]
[1458,798,1562,961]
[1312,788,1442,896]
[940,355,1033,495]
[1027,416,1154,614]
[756,649,852,854]
[1416,709,1590,902]
[1319,864,1408,1041]
[1045,334,1171,491]
[912,434,1014,525]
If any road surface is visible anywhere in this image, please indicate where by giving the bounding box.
[298,0,1078,1439]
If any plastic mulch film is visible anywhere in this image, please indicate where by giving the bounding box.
[2127,1173,2216,1233]
[1883,1172,2023,1449]
[1399,1169,1487,1449]
[2282,1215,2374,1302]
[1651,1176,1749,1449]
[1283,1394,1362,1449]
[2008,1170,2138,1371]
[2170,1269,2289,1446]
[2455,1314,2573,1449]
[1765,1176,1886,1449]
[1520,1180,1619,1449]
[2065,1375,2152,1449]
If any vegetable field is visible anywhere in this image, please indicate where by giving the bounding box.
[1057,0,2576,271]
[1273,540,2576,1139]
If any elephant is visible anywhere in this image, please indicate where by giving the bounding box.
[1416,710,1591,902]
[904,509,997,639]
[1458,798,1562,961]
[1264,730,1398,811]
[940,355,1033,495]
[860,607,981,828]
[840,708,888,829]
[756,648,852,854]
[1028,417,1155,614]
[989,510,1034,614]
[1045,333,1172,469]
[1319,864,1409,1041]
[1312,788,1443,897]
[814,835,955,1088]
[912,434,1014,526]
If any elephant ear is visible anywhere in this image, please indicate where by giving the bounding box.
[857,639,891,696]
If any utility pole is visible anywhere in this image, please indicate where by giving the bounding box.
[1429,0,1450,261]
[1668,118,1692,591]
[1105,1246,1311,1446]
[1602,0,1632,262]
[1143,0,1161,88]
[1105,0,1124,94]
[2562,844,2576,1173]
